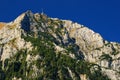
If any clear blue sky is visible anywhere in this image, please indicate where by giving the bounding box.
[0,0,120,42]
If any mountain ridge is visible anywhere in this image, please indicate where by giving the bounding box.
[0,11,120,80]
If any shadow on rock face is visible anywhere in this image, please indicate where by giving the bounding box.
[21,14,30,32]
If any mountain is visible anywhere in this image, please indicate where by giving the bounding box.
[0,11,120,80]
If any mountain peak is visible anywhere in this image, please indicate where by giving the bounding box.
[25,10,33,15]
[0,11,120,80]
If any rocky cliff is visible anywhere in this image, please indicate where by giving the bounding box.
[0,11,120,80]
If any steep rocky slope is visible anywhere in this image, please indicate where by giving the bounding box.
[0,11,120,80]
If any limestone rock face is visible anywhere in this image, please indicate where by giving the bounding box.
[63,20,120,80]
[0,13,32,61]
[0,11,120,80]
